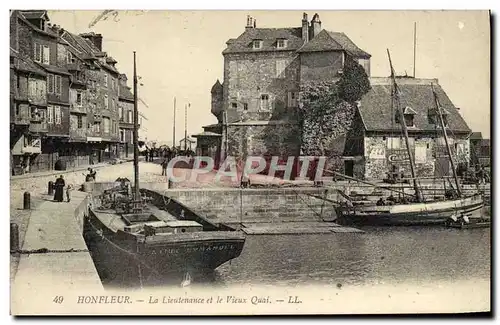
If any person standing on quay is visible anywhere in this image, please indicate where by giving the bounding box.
[66,184,73,202]
[53,175,65,202]
[161,158,168,176]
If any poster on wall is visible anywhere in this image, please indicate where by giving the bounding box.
[369,147,386,159]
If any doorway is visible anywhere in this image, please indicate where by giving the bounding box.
[345,160,354,177]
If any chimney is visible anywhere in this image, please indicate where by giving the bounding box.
[246,15,254,29]
[92,33,103,51]
[80,32,103,51]
[302,13,309,43]
[311,13,322,39]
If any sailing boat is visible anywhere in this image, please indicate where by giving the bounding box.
[83,52,246,286]
[335,50,484,226]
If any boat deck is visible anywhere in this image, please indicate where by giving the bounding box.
[93,203,179,233]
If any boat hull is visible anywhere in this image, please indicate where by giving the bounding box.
[336,195,484,226]
[83,210,246,286]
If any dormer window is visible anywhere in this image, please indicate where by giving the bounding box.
[277,39,287,49]
[252,40,262,49]
[428,107,449,127]
[396,106,417,127]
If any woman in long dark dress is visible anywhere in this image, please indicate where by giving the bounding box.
[53,175,65,202]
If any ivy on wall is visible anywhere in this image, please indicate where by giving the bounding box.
[299,58,371,171]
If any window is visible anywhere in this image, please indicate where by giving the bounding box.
[34,43,42,63]
[55,75,62,95]
[42,45,50,64]
[112,99,115,111]
[47,74,54,94]
[387,137,401,149]
[76,91,83,106]
[47,105,54,124]
[128,110,133,123]
[252,40,262,49]
[94,122,101,133]
[54,106,61,124]
[404,114,414,127]
[77,115,83,129]
[277,39,287,49]
[103,117,110,133]
[287,91,298,108]
[231,102,238,109]
[104,95,109,110]
[104,74,108,87]
[120,129,125,142]
[260,94,269,110]
[67,51,73,64]
[442,115,448,127]
[243,103,248,111]
[119,106,123,120]
[276,60,286,78]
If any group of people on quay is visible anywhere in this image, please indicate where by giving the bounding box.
[143,146,195,163]
[52,168,97,203]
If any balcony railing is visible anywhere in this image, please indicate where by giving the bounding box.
[70,128,87,139]
[29,122,48,133]
[70,75,87,86]
[70,103,87,114]
[13,107,31,125]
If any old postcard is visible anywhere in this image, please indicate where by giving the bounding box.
[9,9,491,315]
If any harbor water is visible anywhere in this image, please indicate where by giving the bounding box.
[100,225,490,290]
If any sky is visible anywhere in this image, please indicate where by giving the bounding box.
[47,10,491,143]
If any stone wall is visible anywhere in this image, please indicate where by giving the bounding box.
[363,135,450,180]
[299,51,343,83]
[163,188,338,224]
[223,51,300,120]
[226,122,301,159]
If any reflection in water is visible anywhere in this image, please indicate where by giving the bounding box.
[95,227,490,290]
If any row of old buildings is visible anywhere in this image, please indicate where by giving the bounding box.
[194,13,488,180]
[10,10,142,175]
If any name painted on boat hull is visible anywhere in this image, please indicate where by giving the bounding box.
[149,244,238,255]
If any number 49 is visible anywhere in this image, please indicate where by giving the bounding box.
[53,296,64,304]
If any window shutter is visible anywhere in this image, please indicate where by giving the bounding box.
[47,74,54,93]
[42,45,50,64]
[55,106,61,124]
[47,106,53,124]
[28,80,35,97]
[34,43,42,62]
[54,75,60,95]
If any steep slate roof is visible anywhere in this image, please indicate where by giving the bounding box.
[119,84,134,101]
[469,132,483,140]
[62,31,120,74]
[358,78,471,134]
[15,54,47,77]
[19,10,48,20]
[16,10,58,39]
[298,30,371,58]
[222,27,305,54]
[211,79,223,93]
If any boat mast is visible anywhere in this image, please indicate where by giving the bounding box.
[133,51,140,200]
[387,49,423,202]
[431,83,462,197]
[173,97,176,149]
